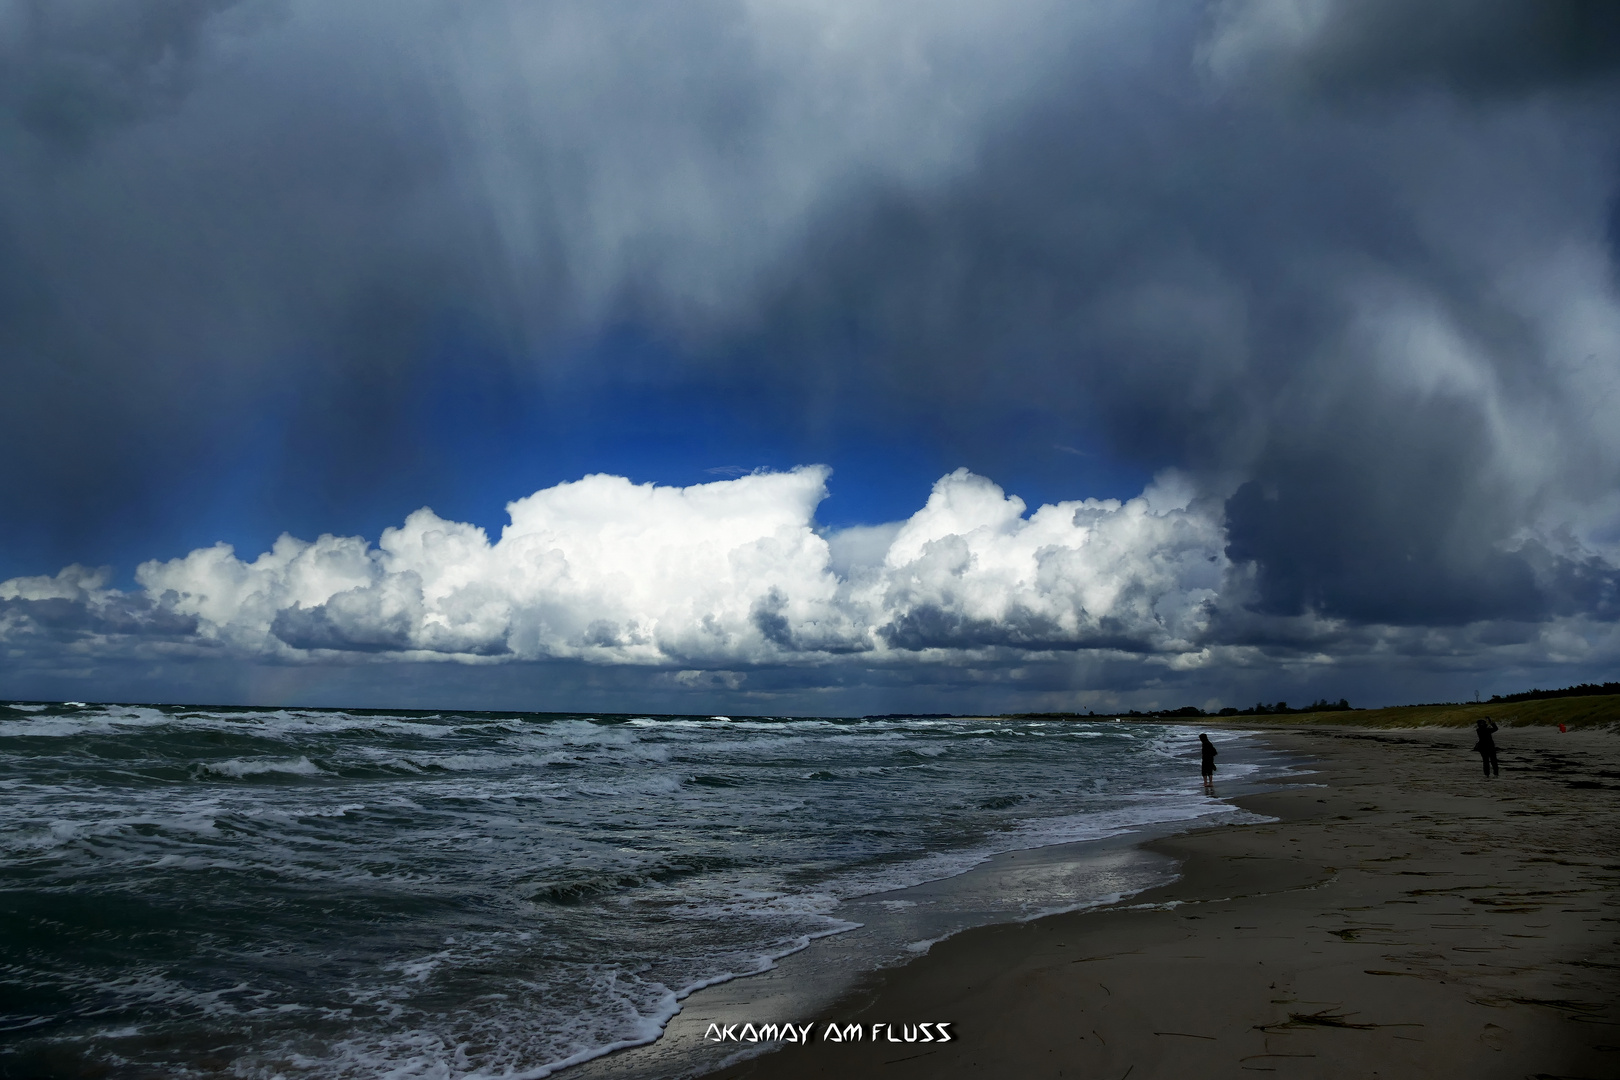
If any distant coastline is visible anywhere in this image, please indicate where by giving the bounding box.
[996,681,1620,730]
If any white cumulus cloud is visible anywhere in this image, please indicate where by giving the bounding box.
[3,468,1229,668]
[866,469,1224,653]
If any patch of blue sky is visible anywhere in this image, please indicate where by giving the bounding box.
[16,322,1158,587]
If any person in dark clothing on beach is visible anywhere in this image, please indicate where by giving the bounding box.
[1474,717,1500,777]
[1199,733,1217,793]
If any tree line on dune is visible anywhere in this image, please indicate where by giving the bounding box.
[1486,682,1620,704]
[991,681,1620,721]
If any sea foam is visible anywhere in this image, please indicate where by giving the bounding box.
[0,705,1290,1080]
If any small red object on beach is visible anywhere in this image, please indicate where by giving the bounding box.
[1558,723,1567,733]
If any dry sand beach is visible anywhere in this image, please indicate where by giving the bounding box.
[702,723,1619,1080]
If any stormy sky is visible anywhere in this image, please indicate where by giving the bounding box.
[2,0,1618,714]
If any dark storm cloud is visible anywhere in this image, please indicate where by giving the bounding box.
[2,0,1618,704]
[733,4,1620,633]
[1224,423,1620,627]
[1,0,243,150]
[0,0,484,561]
[1203,0,1620,99]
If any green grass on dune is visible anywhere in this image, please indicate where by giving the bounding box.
[1210,694,1620,730]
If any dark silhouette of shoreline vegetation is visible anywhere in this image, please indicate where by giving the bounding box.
[1008,697,1352,720]
[1486,681,1619,704]
[995,681,1620,729]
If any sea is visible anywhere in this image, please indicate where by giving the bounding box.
[0,702,1292,1079]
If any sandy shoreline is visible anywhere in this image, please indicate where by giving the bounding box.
[693,724,1619,1080]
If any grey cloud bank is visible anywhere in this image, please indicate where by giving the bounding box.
[2,0,1618,709]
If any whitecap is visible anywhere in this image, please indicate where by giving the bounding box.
[199,756,326,779]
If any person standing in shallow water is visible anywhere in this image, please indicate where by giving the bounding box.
[1474,717,1500,778]
[1199,733,1218,794]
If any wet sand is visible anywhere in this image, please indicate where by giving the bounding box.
[699,724,1620,1080]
